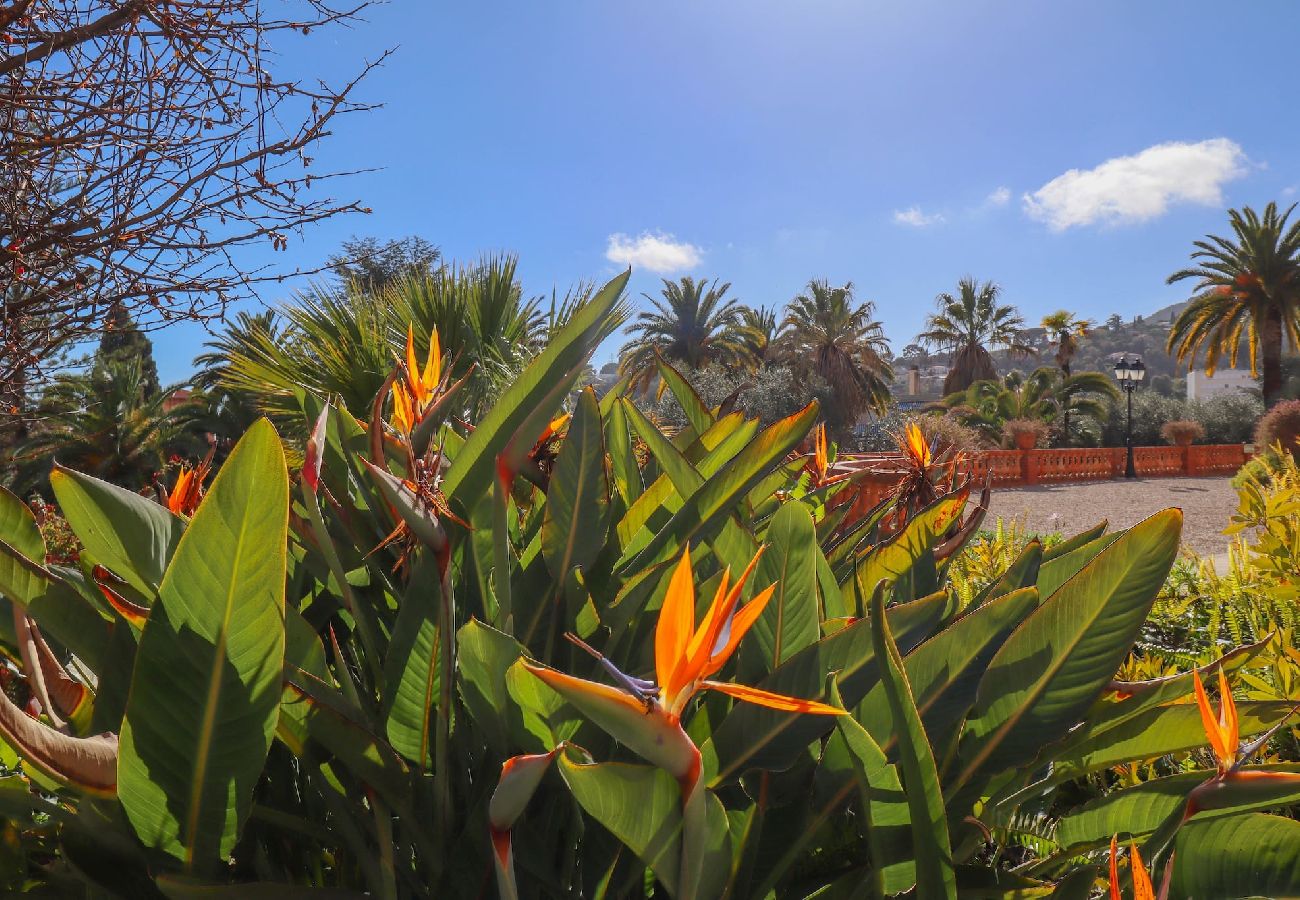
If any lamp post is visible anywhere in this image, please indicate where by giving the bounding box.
[1112,354,1146,479]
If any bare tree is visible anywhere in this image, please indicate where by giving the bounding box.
[0,0,385,423]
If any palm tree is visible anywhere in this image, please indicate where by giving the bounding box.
[213,255,587,432]
[939,367,1117,446]
[1167,203,1300,407]
[735,306,779,370]
[1040,310,1094,442]
[9,359,189,495]
[779,279,893,427]
[619,277,745,389]
[918,277,1034,395]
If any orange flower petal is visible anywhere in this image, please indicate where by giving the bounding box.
[1218,667,1240,762]
[1108,836,1121,900]
[392,382,415,434]
[424,327,442,388]
[656,548,696,694]
[1130,843,1154,900]
[701,680,845,715]
[1193,670,1233,772]
[686,548,766,673]
[703,584,776,677]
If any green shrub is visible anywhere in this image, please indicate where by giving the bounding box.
[1254,398,1300,457]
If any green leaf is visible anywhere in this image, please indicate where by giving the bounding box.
[505,660,581,750]
[1050,700,1300,780]
[1033,531,1120,600]
[744,501,822,674]
[622,402,819,572]
[1040,519,1107,561]
[457,620,531,756]
[443,271,628,512]
[0,486,46,604]
[118,419,289,870]
[704,589,948,787]
[857,586,1038,760]
[843,492,968,615]
[557,754,684,894]
[1056,765,1300,851]
[50,464,186,598]
[542,387,609,580]
[954,510,1181,793]
[869,585,955,900]
[604,396,642,507]
[382,569,443,767]
[656,357,714,437]
[822,681,914,895]
[1171,814,1300,897]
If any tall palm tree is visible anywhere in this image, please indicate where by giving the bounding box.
[918,277,1034,395]
[1040,310,1094,442]
[779,279,893,427]
[9,359,189,495]
[619,277,745,389]
[735,305,779,371]
[1167,203,1300,407]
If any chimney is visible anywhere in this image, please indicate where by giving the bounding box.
[907,366,920,396]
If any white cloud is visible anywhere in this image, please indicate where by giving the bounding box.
[986,186,1011,207]
[605,231,702,273]
[1023,138,1249,231]
[1283,184,1297,198]
[892,206,946,227]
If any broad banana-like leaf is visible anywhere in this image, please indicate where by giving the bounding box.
[604,397,642,507]
[622,402,819,572]
[842,492,968,615]
[703,589,949,787]
[458,620,537,756]
[1032,530,1120,600]
[558,755,684,894]
[118,419,289,870]
[870,584,956,900]
[1056,765,1300,851]
[656,356,714,437]
[1170,813,1300,896]
[0,486,46,604]
[1039,519,1107,561]
[50,463,185,598]
[821,681,914,895]
[742,500,821,675]
[542,387,609,581]
[954,510,1180,794]
[442,270,628,511]
[857,586,1038,760]
[505,660,583,750]
[382,568,443,766]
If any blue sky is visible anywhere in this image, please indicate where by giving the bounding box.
[155,0,1300,382]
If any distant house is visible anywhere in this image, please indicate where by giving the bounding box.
[892,365,946,411]
[1186,369,1256,402]
[162,388,191,411]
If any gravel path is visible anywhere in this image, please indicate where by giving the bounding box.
[984,476,1238,556]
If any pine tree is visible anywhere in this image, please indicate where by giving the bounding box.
[95,303,161,400]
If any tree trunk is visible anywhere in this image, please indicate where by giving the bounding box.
[1260,308,1284,408]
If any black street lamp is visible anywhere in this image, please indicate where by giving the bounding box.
[1112,354,1146,479]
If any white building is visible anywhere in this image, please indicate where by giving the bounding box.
[1187,368,1256,402]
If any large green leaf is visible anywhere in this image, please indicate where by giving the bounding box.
[1056,765,1300,851]
[656,357,714,437]
[843,492,967,614]
[954,510,1180,793]
[743,501,821,674]
[457,619,533,756]
[1033,531,1120,601]
[443,270,628,512]
[622,402,819,572]
[870,585,955,900]
[50,464,186,598]
[822,683,914,895]
[382,569,442,767]
[118,419,289,870]
[857,587,1038,760]
[542,387,609,581]
[558,755,684,893]
[1050,700,1299,780]
[0,486,45,604]
[1171,814,1300,896]
[703,589,948,787]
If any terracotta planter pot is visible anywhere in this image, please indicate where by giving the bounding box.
[1013,431,1037,451]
